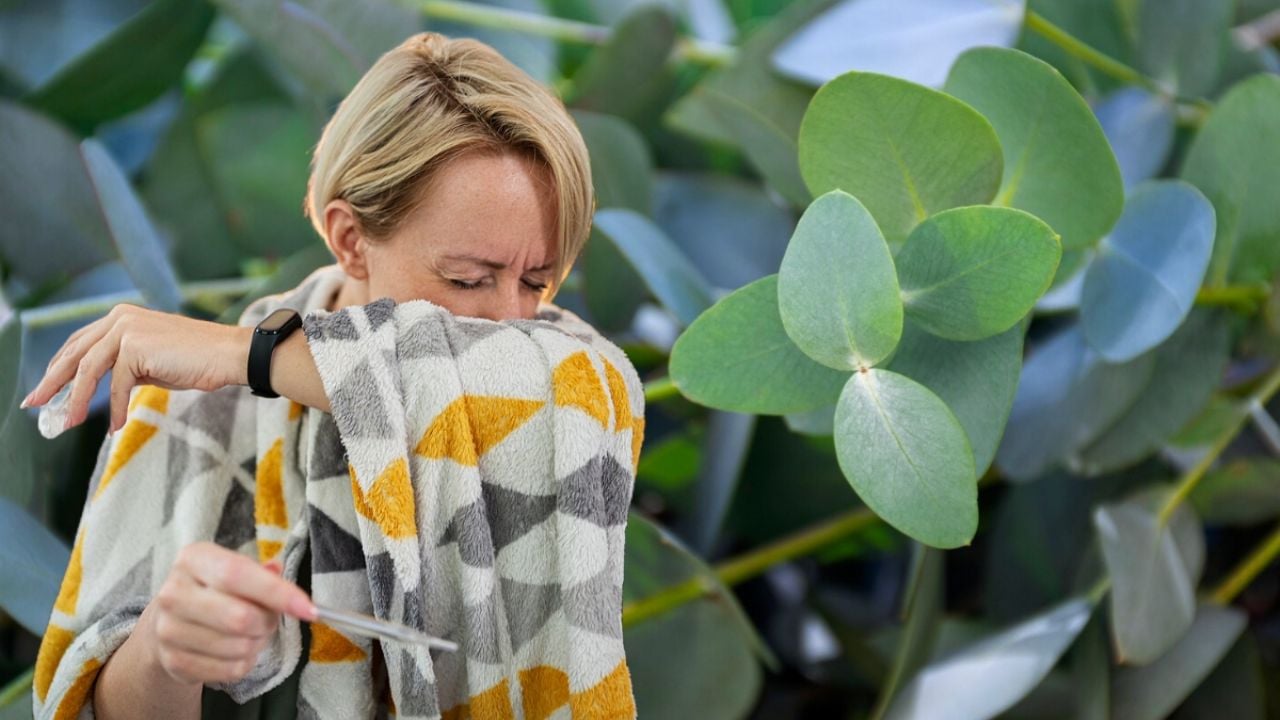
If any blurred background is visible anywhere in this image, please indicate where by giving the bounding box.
[2,0,1280,717]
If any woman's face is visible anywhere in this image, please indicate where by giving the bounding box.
[324,149,560,322]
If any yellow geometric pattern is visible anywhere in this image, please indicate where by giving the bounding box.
[441,676,515,720]
[349,459,418,539]
[51,657,102,720]
[569,659,637,719]
[415,395,545,466]
[95,420,158,500]
[34,624,75,702]
[309,622,367,663]
[519,664,570,720]
[553,351,610,428]
[255,437,288,528]
[53,530,84,616]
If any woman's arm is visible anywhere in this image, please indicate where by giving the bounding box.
[227,325,332,414]
[93,601,202,720]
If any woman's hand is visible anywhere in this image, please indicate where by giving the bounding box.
[19,303,253,434]
[142,542,318,686]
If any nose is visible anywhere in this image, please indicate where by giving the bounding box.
[482,278,525,322]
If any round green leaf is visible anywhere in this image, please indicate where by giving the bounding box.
[1180,73,1280,285]
[778,190,903,370]
[887,319,1026,476]
[1190,458,1280,526]
[833,368,977,548]
[944,47,1124,250]
[671,275,851,414]
[1093,485,1205,665]
[1081,180,1216,362]
[896,206,1060,341]
[797,72,1003,245]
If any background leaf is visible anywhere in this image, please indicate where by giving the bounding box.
[1110,603,1247,720]
[1094,485,1205,665]
[0,498,70,635]
[883,596,1095,719]
[1180,73,1280,286]
[1080,180,1216,362]
[771,0,1025,88]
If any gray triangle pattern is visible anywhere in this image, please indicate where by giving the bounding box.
[435,499,495,568]
[214,480,255,550]
[561,557,623,639]
[558,453,632,528]
[501,575,562,653]
[481,480,556,552]
[395,648,438,716]
[308,504,366,573]
[328,359,394,438]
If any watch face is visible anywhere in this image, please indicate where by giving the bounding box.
[259,308,298,332]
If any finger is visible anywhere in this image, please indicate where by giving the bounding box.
[108,353,138,434]
[62,330,123,431]
[153,609,273,660]
[26,317,113,408]
[162,579,278,638]
[157,646,258,686]
[180,544,317,620]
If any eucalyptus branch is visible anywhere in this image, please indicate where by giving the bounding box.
[394,0,738,68]
[1195,283,1272,312]
[622,504,881,627]
[1210,520,1280,604]
[18,278,261,330]
[1023,9,1211,118]
[1158,362,1280,526]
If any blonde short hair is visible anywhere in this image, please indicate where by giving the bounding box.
[304,31,594,300]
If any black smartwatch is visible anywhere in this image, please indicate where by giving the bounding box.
[248,308,303,398]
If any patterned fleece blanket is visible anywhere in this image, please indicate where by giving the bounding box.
[32,263,646,719]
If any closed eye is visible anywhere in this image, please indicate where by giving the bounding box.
[449,278,548,291]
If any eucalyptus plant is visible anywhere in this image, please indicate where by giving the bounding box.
[3,0,1280,718]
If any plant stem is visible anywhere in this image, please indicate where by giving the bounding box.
[1195,283,1271,311]
[0,667,33,709]
[1023,9,1211,117]
[397,0,738,67]
[19,279,261,329]
[1210,520,1280,604]
[642,375,680,402]
[1024,10,1151,89]
[622,505,880,627]
[1158,362,1280,526]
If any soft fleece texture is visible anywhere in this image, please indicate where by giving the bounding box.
[33,263,646,719]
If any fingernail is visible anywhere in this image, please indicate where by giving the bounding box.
[289,596,318,621]
[19,392,31,409]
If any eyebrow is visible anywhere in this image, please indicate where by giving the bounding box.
[439,253,554,272]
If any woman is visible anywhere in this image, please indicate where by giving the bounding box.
[27,30,650,712]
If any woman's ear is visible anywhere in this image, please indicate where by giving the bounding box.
[323,199,371,281]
